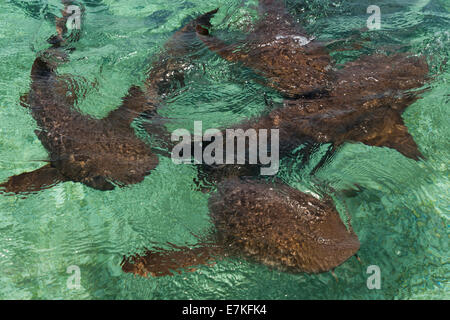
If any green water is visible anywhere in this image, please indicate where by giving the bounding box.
[0,0,448,299]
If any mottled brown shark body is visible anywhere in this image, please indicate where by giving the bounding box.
[0,46,159,193]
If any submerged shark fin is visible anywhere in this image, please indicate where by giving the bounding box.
[0,164,67,196]
[193,8,248,64]
[20,93,30,108]
[194,9,244,63]
[258,0,287,15]
[356,110,423,161]
[335,53,430,113]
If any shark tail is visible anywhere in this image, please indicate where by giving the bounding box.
[121,243,221,278]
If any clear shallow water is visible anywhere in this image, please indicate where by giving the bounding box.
[0,0,448,299]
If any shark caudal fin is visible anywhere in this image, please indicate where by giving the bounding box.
[27,0,83,102]
[121,243,221,277]
[146,8,220,91]
[0,164,66,196]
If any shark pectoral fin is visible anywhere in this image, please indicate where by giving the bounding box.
[106,85,173,151]
[195,10,244,64]
[121,244,221,278]
[336,54,429,109]
[105,86,153,128]
[256,0,309,36]
[0,164,66,196]
[372,125,423,160]
[358,112,423,161]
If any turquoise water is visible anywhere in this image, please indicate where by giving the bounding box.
[0,0,448,299]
